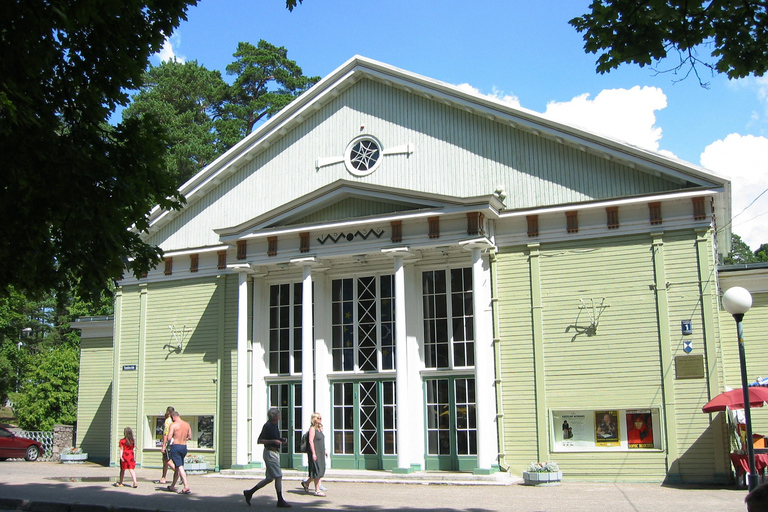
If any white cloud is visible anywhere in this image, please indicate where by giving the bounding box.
[455,83,521,108]
[154,33,185,64]
[700,134,768,250]
[542,86,673,157]
[729,76,768,133]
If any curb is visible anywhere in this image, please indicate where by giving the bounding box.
[0,498,165,512]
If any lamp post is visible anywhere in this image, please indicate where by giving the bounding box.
[722,286,755,490]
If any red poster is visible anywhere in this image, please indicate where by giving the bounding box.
[626,411,654,449]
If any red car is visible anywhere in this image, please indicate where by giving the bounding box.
[0,426,43,461]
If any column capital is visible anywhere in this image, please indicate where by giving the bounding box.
[228,263,269,278]
[290,256,328,272]
[459,237,496,252]
[381,247,421,260]
[228,263,255,274]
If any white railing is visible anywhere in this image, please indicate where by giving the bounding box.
[16,430,55,461]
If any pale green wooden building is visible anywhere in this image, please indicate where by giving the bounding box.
[74,56,763,483]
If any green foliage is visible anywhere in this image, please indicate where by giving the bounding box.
[0,282,112,416]
[526,461,560,472]
[723,233,768,264]
[570,1,768,84]
[0,343,27,406]
[285,0,304,11]
[123,60,236,185]
[755,244,768,262]
[225,40,320,136]
[12,345,80,431]
[125,40,319,185]
[0,1,198,302]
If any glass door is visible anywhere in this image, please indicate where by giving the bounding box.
[331,380,397,470]
[424,377,477,471]
[267,382,303,468]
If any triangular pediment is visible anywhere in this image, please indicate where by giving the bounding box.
[145,55,732,254]
[215,180,501,242]
[281,196,423,226]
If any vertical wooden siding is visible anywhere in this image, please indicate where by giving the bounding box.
[218,274,239,468]
[719,291,768,440]
[286,197,418,226]
[76,336,113,462]
[148,79,684,251]
[142,278,219,413]
[114,277,234,468]
[495,247,538,467]
[115,286,140,463]
[496,230,721,481]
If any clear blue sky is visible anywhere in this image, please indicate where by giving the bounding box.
[151,0,768,249]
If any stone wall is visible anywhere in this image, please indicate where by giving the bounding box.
[52,424,74,456]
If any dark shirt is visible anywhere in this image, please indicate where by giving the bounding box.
[259,421,281,450]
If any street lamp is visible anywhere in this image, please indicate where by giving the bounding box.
[722,286,755,490]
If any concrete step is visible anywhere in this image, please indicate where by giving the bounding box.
[215,467,518,486]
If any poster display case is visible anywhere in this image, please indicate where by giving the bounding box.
[551,409,660,452]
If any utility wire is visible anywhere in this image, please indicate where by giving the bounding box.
[717,186,768,234]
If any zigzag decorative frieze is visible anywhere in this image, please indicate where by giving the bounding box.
[317,229,385,245]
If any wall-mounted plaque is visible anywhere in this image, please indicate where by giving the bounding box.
[675,354,704,379]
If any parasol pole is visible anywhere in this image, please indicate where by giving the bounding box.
[723,287,755,491]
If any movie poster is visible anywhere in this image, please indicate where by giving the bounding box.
[198,416,214,448]
[595,410,620,446]
[552,411,592,449]
[626,410,654,449]
[155,417,164,447]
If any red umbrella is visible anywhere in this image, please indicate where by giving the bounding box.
[702,387,768,413]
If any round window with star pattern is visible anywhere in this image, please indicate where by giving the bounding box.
[344,135,382,176]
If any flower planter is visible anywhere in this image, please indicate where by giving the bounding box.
[184,462,209,474]
[60,453,88,463]
[522,470,562,486]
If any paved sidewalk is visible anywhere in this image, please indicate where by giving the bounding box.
[0,461,749,512]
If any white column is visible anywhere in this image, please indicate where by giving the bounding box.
[234,266,252,467]
[301,263,314,431]
[462,239,498,473]
[291,257,320,435]
[312,274,332,457]
[404,262,426,470]
[250,270,269,466]
[383,247,414,472]
[394,254,409,470]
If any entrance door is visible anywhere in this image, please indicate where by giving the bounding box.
[331,380,396,470]
[424,376,477,471]
[267,382,303,468]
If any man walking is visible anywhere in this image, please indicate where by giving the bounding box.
[167,411,192,494]
[156,406,175,484]
[244,408,291,507]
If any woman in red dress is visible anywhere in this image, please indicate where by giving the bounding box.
[114,427,138,488]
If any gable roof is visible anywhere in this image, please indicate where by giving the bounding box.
[214,179,504,244]
[146,56,731,247]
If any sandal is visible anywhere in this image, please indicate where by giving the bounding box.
[132,484,138,488]
[301,480,309,493]
[178,489,192,494]
[112,482,123,487]
[314,491,326,497]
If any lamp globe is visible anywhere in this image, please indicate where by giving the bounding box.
[722,286,753,315]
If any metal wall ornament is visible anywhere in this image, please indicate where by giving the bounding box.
[565,298,609,342]
[317,228,385,245]
[166,324,193,354]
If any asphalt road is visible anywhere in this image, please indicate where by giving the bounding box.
[0,460,750,512]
